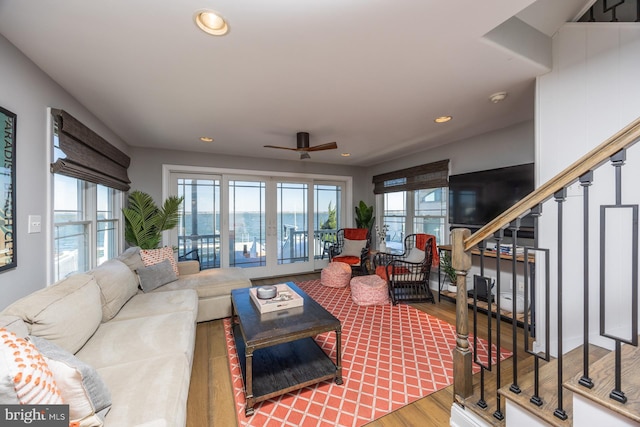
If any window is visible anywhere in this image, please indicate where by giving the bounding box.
[381,187,448,251]
[52,124,123,281]
[374,160,449,249]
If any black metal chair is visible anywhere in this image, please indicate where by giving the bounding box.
[373,233,435,304]
[329,228,371,276]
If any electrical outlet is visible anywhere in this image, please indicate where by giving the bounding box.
[518,282,524,292]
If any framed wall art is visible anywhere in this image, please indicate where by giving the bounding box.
[1,106,16,272]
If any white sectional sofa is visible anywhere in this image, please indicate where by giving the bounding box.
[0,247,251,426]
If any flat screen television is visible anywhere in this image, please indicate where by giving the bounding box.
[448,163,535,236]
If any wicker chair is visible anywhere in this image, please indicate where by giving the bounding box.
[329,228,371,276]
[374,233,436,304]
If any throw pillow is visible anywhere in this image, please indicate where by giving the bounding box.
[0,328,63,405]
[405,247,425,263]
[29,336,112,425]
[340,239,367,257]
[140,246,179,276]
[136,259,178,292]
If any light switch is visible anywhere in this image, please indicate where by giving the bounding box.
[28,215,42,233]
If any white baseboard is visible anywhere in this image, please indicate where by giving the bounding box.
[450,403,491,427]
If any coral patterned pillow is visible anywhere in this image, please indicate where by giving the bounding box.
[140,246,179,276]
[0,328,63,405]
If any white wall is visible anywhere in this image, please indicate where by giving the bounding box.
[0,35,130,310]
[536,23,640,355]
[128,147,370,223]
[367,120,535,179]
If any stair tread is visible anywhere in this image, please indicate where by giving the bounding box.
[565,340,640,423]
[497,344,609,427]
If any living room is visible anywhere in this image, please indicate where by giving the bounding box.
[2,1,640,426]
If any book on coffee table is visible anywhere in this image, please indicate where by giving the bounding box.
[249,283,304,314]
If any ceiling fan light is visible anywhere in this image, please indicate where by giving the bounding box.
[300,152,311,160]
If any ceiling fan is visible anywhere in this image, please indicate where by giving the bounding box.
[264,132,337,159]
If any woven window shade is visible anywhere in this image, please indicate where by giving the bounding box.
[50,109,131,191]
[372,159,449,194]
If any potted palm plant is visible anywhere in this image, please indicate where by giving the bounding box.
[122,190,184,249]
[354,201,375,229]
[440,251,458,293]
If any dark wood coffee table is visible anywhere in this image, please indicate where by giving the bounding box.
[230,282,342,416]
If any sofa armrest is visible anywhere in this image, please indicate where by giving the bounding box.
[178,260,200,276]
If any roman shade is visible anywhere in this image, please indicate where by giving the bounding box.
[372,159,449,194]
[50,109,131,191]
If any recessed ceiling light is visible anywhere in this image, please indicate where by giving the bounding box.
[489,91,508,103]
[341,153,351,157]
[194,10,229,36]
[200,136,214,142]
[434,116,452,123]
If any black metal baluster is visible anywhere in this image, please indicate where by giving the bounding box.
[579,171,595,389]
[474,240,492,410]
[510,219,521,394]
[603,0,625,22]
[524,243,551,407]
[600,149,638,404]
[493,230,505,421]
[554,189,568,421]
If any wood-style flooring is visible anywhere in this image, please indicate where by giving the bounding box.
[186,272,531,427]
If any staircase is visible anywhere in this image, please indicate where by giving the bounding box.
[450,117,640,427]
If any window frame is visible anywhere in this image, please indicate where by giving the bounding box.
[51,123,124,282]
[377,186,449,250]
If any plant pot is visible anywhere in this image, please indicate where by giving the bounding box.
[447,284,457,293]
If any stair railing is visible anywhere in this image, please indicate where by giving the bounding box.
[452,116,640,420]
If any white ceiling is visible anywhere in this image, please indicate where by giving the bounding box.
[0,0,590,166]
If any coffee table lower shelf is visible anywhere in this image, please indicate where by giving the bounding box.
[232,323,341,415]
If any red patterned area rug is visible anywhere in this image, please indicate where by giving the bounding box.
[224,279,511,427]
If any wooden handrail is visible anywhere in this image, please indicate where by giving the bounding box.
[465,116,640,251]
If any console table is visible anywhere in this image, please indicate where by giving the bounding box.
[437,245,535,331]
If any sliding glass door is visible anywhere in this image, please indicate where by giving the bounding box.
[169,170,348,278]
[175,175,221,269]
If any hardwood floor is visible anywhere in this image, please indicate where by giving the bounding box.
[186,273,531,426]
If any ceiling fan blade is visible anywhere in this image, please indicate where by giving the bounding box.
[307,142,338,151]
[263,145,299,151]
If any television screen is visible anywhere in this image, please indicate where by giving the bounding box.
[448,163,535,232]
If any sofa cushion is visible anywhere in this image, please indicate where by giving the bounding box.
[75,312,196,369]
[115,246,145,273]
[140,246,179,276]
[2,274,102,354]
[90,259,139,322]
[136,259,178,292]
[159,267,251,299]
[30,336,112,425]
[0,315,28,338]
[97,355,190,427]
[0,328,64,405]
[110,290,198,322]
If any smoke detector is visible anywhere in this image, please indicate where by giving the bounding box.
[489,92,508,103]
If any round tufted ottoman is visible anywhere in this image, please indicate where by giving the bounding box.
[321,262,352,288]
[350,274,389,306]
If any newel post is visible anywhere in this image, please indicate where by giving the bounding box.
[452,228,473,399]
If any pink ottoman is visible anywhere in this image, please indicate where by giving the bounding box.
[321,262,352,288]
[350,275,389,306]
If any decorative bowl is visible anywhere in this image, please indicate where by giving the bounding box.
[256,285,277,299]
